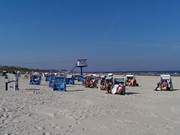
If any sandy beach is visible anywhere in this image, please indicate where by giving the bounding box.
[0,76,180,135]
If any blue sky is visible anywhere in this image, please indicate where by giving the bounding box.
[0,0,180,71]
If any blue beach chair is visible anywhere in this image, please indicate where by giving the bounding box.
[30,74,41,85]
[66,75,75,85]
[53,77,66,91]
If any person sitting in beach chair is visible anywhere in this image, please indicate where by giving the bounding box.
[105,77,113,94]
[126,75,139,87]
[100,76,106,90]
[161,80,168,90]
[85,76,90,87]
[84,75,98,88]
[155,74,173,91]
[111,77,126,95]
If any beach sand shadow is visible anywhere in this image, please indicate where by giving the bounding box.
[173,89,180,91]
[66,89,85,93]
[25,88,40,91]
[154,89,180,92]
[125,92,140,95]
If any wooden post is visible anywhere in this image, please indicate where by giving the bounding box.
[5,82,8,91]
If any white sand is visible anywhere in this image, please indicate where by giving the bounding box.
[0,76,180,135]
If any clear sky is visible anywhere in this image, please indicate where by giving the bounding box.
[0,0,180,71]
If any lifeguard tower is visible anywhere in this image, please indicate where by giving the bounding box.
[76,59,88,75]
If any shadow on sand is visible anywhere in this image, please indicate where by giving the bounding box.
[25,88,40,91]
[125,92,140,95]
[154,89,180,92]
[173,89,180,91]
[66,89,85,93]
[66,84,84,87]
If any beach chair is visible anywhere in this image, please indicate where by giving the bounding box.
[84,74,98,88]
[30,73,41,85]
[2,71,7,77]
[112,77,126,95]
[5,74,19,91]
[100,75,106,90]
[49,75,56,88]
[53,77,66,91]
[125,75,139,87]
[105,76,113,93]
[74,75,84,82]
[155,74,173,91]
[66,75,75,85]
